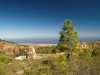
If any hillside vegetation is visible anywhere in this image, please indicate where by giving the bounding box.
[0,20,100,75]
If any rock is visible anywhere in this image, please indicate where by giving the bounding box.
[15,56,26,60]
[77,42,88,49]
[26,46,36,60]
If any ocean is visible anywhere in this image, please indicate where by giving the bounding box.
[4,37,100,44]
[4,38,59,44]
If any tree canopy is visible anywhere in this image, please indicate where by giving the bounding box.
[53,19,79,53]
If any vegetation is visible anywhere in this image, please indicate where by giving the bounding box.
[53,19,79,53]
[36,46,55,54]
[18,45,29,56]
[0,47,99,75]
[0,20,100,75]
[0,39,15,43]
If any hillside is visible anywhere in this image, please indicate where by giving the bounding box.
[0,39,29,55]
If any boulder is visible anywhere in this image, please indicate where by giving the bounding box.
[26,46,36,60]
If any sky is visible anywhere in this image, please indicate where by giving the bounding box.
[0,0,100,39]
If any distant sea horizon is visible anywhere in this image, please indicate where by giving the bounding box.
[2,37,100,44]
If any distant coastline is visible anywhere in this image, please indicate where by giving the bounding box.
[2,37,100,44]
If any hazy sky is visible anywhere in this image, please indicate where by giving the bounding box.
[0,0,100,39]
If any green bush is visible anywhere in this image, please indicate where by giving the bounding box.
[92,48,100,57]
[36,46,55,54]
[79,48,93,57]
[0,55,13,63]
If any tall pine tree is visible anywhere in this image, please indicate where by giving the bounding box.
[53,19,79,53]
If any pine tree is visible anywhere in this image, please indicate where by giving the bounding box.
[53,19,79,53]
[53,19,79,75]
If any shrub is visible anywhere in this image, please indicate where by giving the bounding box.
[0,54,13,63]
[36,46,55,54]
